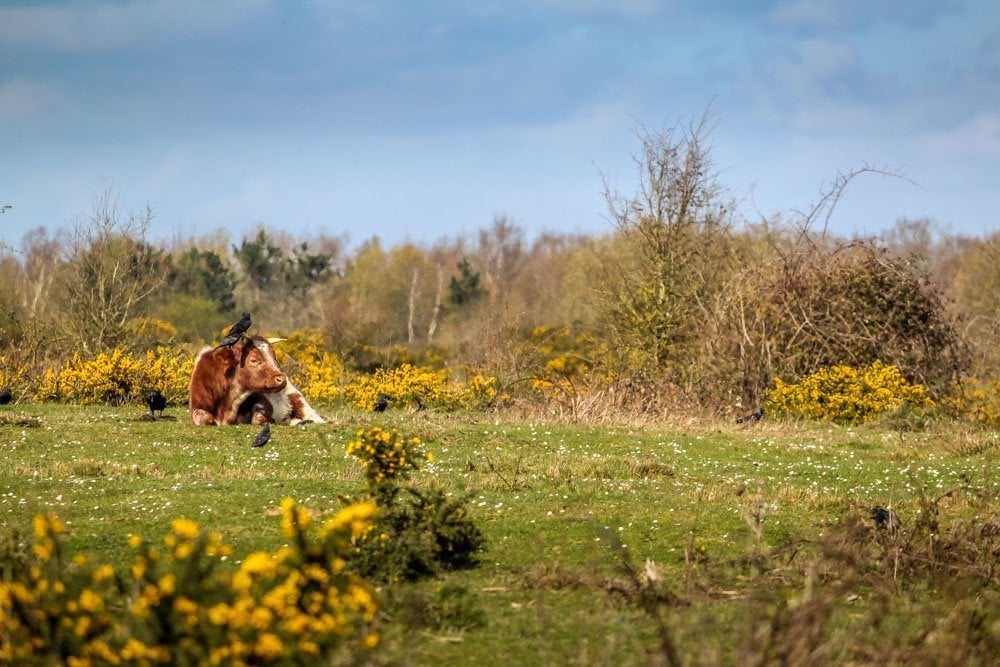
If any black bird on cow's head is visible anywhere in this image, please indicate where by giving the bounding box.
[252,422,271,448]
[736,407,763,424]
[871,506,901,532]
[0,387,12,405]
[215,311,252,349]
[146,389,167,417]
[373,394,389,413]
[228,311,252,337]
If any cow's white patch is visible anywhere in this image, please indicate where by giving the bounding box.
[263,381,327,425]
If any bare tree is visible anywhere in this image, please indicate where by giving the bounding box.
[598,112,736,383]
[61,189,167,352]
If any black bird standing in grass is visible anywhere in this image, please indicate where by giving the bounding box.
[215,311,252,349]
[146,389,167,417]
[736,407,763,424]
[871,506,901,532]
[0,387,12,405]
[373,394,388,413]
[252,422,271,448]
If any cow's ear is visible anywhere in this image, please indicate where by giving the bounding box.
[213,345,238,368]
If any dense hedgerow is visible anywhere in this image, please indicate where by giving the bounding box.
[765,361,932,424]
[0,502,380,665]
[344,427,485,582]
[37,347,194,406]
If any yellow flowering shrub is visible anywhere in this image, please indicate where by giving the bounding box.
[37,346,194,405]
[344,363,497,411]
[127,317,179,347]
[0,501,380,665]
[342,427,485,582]
[765,361,933,424]
[522,326,606,400]
[347,427,429,487]
[0,356,28,396]
[942,378,1000,428]
[272,330,345,401]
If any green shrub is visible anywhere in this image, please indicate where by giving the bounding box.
[344,427,485,582]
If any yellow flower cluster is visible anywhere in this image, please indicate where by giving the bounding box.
[765,361,932,424]
[942,378,1000,428]
[523,326,603,399]
[37,346,194,405]
[346,427,429,487]
[0,355,28,396]
[344,363,497,411]
[0,501,380,665]
[126,317,179,346]
[272,330,346,401]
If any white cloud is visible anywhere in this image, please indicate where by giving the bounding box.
[0,79,63,118]
[0,0,269,52]
[921,113,1000,159]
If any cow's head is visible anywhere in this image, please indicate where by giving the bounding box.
[220,335,288,393]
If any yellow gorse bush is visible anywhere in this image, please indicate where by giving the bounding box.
[765,361,932,424]
[272,330,346,401]
[1,500,380,665]
[942,378,1000,428]
[523,326,607,399]
[347,427,429,487]
[0,356,28,396]
[344,363,497,411]
[37,347,194,405]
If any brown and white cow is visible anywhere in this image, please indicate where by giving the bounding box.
[188,335,325,426]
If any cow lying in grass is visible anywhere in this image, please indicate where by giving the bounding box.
[188,335,325,426]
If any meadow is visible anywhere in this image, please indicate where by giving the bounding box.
[2,403,999,665]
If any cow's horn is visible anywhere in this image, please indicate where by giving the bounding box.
[266,337,286,345]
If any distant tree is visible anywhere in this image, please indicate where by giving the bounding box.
[61,189,168,352]
[168,247,237,313]
[448,258,484,307]
[233,229,284,296]
[283,241,333,299]
[598,114,735,380]
[476,216,526,301]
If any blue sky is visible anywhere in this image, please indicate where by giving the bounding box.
[1,0,998,250]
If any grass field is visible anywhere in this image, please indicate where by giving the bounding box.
[2,403,999,665]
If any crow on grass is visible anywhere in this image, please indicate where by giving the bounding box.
[252,422,271,448]
[871,506,901,532]
[736,407,763,424]
[373,394,388,413]
[146,389,167,417]
[0,387,11,405]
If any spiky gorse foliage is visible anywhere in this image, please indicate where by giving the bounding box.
[37,347,194,405]
[347,427,430,487]
[0,356,28,396]
[765,361,932,424]
[0,501,380,665]
[272,330,346,401]
[942,378,1000,428]
[343,363,497,411]
[345,427,485,582]
[522,325,606,399]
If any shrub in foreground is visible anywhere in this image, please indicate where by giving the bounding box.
[345,427,485,582]
[0,501,380,665]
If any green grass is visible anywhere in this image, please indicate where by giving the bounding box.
[2,403,999,665]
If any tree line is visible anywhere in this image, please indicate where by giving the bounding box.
[2,120,999,412]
